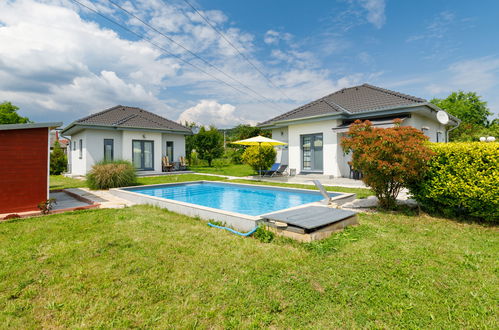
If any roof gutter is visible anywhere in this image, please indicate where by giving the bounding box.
[259,102,461,128]
[62,123,192,135]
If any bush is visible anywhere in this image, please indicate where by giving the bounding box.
[86,160,137,190]
[224,147,244,164]
[241,145,277,174]
[50,141,67,175]
[408,142,499,223]
[342,119,433,209]
[212,157,231,169]
[253,226,275,243]
[193,126,224,166]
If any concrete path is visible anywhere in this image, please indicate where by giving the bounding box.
[50,191,90,210]
[65,188,135,208]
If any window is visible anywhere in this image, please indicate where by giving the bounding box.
[166,141,174,161]
[104,139,114,162]
[73,141,76,151]
[79,139,83,159]
[436,131,443,143]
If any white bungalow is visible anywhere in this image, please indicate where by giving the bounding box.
[258,84,460,178]
[61,105,191,176]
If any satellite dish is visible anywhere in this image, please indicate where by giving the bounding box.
[436,111,449,125]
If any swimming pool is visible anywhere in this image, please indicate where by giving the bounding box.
[111,181,354,231]
[126,181,339,216]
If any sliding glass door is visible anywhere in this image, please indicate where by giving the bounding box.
[132,140,154,171]
[301,134,323,172]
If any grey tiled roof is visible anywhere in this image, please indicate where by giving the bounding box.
[259,84,427,126]
[71,105,191,133]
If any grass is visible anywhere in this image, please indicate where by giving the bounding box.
[49,175,86,190]
[136,173,227,186]
[231,178,374,199]
[0,206,497,327]
[50,174,372,198]
[189,163,254,177]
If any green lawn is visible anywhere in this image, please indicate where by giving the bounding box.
[231,179,374,199]
[49,175,86,190]
[190,164,255,177]
[50,174,372,198]
[0,206,497,328]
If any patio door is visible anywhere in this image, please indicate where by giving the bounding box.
[132,140,154,171]
[301,133,323,172]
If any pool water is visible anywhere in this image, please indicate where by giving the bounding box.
[127,182,337,216]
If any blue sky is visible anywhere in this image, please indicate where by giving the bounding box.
[0,0,498,127]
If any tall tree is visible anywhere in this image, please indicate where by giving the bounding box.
[229,124,271,141]
[430,91,493,141]
[194,126,224,166]
[0,102,31,124]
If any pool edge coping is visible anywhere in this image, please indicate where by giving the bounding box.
[111,180,355,219]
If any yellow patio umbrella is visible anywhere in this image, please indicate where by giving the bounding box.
[231,135,287,147]
[231,135,287,175]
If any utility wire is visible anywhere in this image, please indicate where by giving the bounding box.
[106,0,287,112]
[181,0,292,102]
[69,0,285,111]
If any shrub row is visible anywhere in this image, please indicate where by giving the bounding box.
[409,142,498,223]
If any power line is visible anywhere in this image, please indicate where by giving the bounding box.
[181,0,292,102]
[68,0,285,112]
[105,0,287,112]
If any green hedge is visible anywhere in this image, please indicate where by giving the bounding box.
[409,142,498,223]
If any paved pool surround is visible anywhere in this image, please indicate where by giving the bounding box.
[110,181,356,231]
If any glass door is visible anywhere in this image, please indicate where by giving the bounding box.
[132,140,154,170]
[301,134,323,172]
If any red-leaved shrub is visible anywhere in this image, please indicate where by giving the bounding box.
[341,119,434,209]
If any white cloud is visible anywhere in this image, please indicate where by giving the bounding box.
[407,11,456,42]
[0,0,384,126]
[359,0,386,29]
[264,30,292,45]
[178,100,249,127]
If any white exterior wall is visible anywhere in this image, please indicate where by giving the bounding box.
[68,128,186,175]
[403,113,447,142]
[69,131,86,175]
[271,127,289,165]
[161,133,186,162]
[122,130,163,173]
[84,129,123,171]
[287,119,340,176]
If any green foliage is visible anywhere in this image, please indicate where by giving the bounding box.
[253,226,275,243]
[37,198,57,214]
[50,141,67,175]
[193,126,224,166]
[408,142,499,223]
[342,119,433,210]
[223,147,244,164]
[183,121,196,163]
[188,150,201,165]
[241,145,277,174]
[225,125,271,164]
[228,124,271,140]
[0,102,31,124]
[449,121,499,142]
[86,160,137,190]
[430,91,492,141]
[212,157,231,169]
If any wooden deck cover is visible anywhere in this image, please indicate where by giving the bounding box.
[263,206,356,230]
